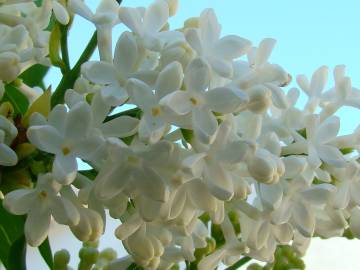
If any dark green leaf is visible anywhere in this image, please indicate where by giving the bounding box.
[19,64,49,89]
[39,238,53,269]
[0,200,25,269]
[8,235,27,270]
[79,169,98,180]
[3,84,29,115]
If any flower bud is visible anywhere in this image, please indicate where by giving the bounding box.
[166,0,179,16]
[247,86,272,114]
[54,249,70,270]
[247,149,284,184]
[0,52,20,82]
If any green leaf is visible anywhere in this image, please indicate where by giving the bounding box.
[3,84,29,115]
[180,128,193,144]
[19,64,49,89]
[38,238,53,270]
[0,200,25,269]
[8,235,27,270]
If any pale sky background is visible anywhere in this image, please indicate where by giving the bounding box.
[26,0,360,269]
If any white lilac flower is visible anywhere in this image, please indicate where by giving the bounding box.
[320,65,360,119]
[296,65,328,113]
[3,173,80,246]
[81,31,158,107]
[234,38,289,90]
[185,8,251,78]
[118,0,181,51]
[126,61,183,144]
[282,114,347,169]
[68,0,120,61]
[0,115,18,166]
[182,118,255,201]
[160,57,248,144]
[27,102,104,184]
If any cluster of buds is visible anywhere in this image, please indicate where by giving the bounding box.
[0,0,359,270]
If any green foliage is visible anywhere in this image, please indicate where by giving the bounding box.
[19,64,49,89]
[3,84,29,115]
[0,200,26,270]
[39,238,54,270]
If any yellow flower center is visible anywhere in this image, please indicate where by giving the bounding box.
[151,106,161,116]
[39,190,47,199]
[62,147,71,156]
[190,97,198,106]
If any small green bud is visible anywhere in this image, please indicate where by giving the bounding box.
[99,248,117,261]
[54,249,70,270]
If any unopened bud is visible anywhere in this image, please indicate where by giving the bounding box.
[247,149,284,184]
[54,249,70,270]
[0,52,20,82]
[166,0,179,16]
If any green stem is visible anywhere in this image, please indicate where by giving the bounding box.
[225,256,252,270]
[60,24,70,72]
[51,31,98,107]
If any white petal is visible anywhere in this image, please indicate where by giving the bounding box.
[95,164,131,200]
[208,56,233,78]
[332,181,350,209]
[292,201,315,237]
[205,86,248,114]
[198,249,226,270]
[184,58,210,92]
[144,0,169,33]
[126,78,156,111]
[185,28,202,55]
[167,187,187,219]
[138,114,167,144]
[27,125,63,154]
[310,66,328,96]
[53,1,70,25]
[0,144,17,166]
[81,61,118,85]
[272,223,293,244]
[136,196,163,222]
[48,104,67,131]
[213,35,251,60]
[182,153,206,178]
[265,83,288,109]
[199,8,221,45]
[296,74,310,94]
[300,184,335,205]
[3,189,34,215]
[52,154,78,185]
[259,183,283,210]
[101,116,139,138]
[115,213,143,240]
[114,32,138,75]
[316,116,340,144]
[25,201,51,246]
[68,0,94,21]
[155,61,183,98]
[204,161,233,201]
[187,179,217,212]
[317,145,346,167]
[50,196,80,226]
[192,108,218,145]
[91,92,111,126]
[255,38,276,67]
[217,141,252,164]
[64,102,92,142]
[118,7,143,34]
[101,85,128,106]
[134,167,169,202]
[159,90,192,115]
